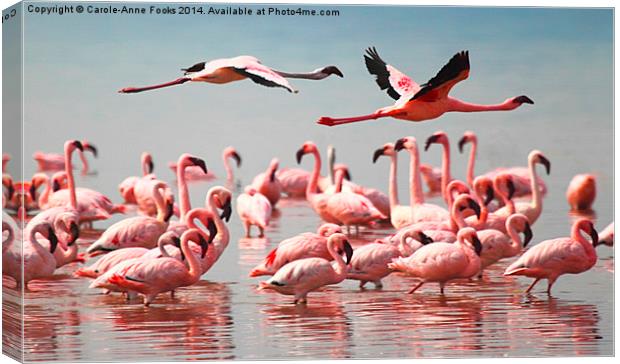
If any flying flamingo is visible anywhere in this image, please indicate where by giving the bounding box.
[237,186,272,238]
[598,222,613,247]
[347,228,432,288]
[33,140,98,174]
[73,231,180,279]
[317,48,533,126]
[373,142,412,229]
[118,152,155,204]
[459,131,547,197]
[249,223,342,277]
[107,228,210,306]
[476,213,533,278]
[504,219,599,294]
[2,220,59,290]
[395,136,449,224]
[493,150,550,225]
[251,158,282,206]
[86,181,174,253]
[566,174,596,211]
[326,165,386,233]
[119,55,343,94]
[258,233,353,304]
[388,227,482,295]
[424,131,453,203]
[166,154,208,235]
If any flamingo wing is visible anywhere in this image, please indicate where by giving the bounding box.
[232,62,296,93]
[412,50,470,102]
[269,257,334,287]
[364,47,419,100]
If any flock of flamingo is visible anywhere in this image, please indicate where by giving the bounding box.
[1,48,614,307]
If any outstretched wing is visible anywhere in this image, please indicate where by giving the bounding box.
[232,61,297,93]
[412,50,470,102]
[364,47,419,101]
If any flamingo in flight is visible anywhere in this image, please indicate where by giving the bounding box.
[318,48,533,126]
[119,55,343,94]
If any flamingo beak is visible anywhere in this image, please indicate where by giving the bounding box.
[514,95,534,104]
[199,234,209,259]
[323,66,344,78]
[72,140,84,151]
[458,136,467,153]
[69,222,80,246]
[468,198,481,219]
[484,186,495,206]
[539,155,551,175]
[189,157,208,174]
[372,148,384,163]
[207,218,218,245]
[7,183,15,200]
[295,148,305,164]
[394,138,406,152]
[48,227,59,254]
[419,232,434,245]
[164,202,174,222]
[471,235,483,256]
[52,180,61,192]
[589,223,599,247]
[172,236,181,248]
[507,179,516,200]
[343,169,352,181]
[343,241,354,265]
[424,134,441,151]
[85,144,98,158]
[220,198,232,222]
[270,168,277,183]
[28,184,35,201]
[147,160,154,174]
[523,222,533,247]
[232,152,242,167]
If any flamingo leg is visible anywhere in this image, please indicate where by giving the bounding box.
[317,110,404,126]
[374,280,383,288]
[439,282,446,295]
[119,77,191,94]
[525,278,541,293]
[546,278,557,295]
[408,281,425,294]
[258,227,265,238]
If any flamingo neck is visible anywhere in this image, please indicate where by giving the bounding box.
[157,237,172,258]
[222,153,234,181]
[152,184,166,222]
[141,157,150,176]
[180,233,202,284]
[273,70,323,80]
[78,150,89,175]
[450,204,468,232]
[29,226,49,256]
[572,221,596,250]
[39,178,52,206]
[507,220,523,251]
[407,146,424,206]
[388,154,400,207]
[528,157,542,213]
[327,240,347,278]
[439,141,452,205]
[64,145,78,209]
[177,162,191,221]
[466,141,477,187]
[448,97,517,112]
[207,190,229,248]
[306,150,322,198]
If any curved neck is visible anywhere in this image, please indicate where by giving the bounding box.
[39,177,52,206]
[158,237,172,258]
[64,145,78,209]
[29,227,49,255]
[306,150,322,198]
[450,203,468,232]
[177,163,191,221]
[206,189,229,248]
[448,97,516,112]
[466,141,477,187]
[407,146,424,206]
[388,154,400,207]
[222,153,233,181]
[507,220,523,251]
[327,240,347,277]
[572,221,595,249]
[152,184,166,222]
[180,233,202,284]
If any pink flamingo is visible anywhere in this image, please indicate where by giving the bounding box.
[318,48,533,126]
[118,152,155,204]
[373,143,413,229]
[458,131,479,188]
[504,219,599,294]
[388,227,482,294]
[258,233,353,304]
[493,151,550,225]
[166,154,208,234]
[598,222,613,247]
[251,158,282,206]
[33,141,97,174]
[119,55,343,94]
[249,223,342,277]
[2,153,10,173]
[395,136,449,224]
[347,228,432,288]
[276,168,311,197]
[464,176,513,232]
[237,186,272,238]
[476,213,533,278]
[77,231,180,280]
[86,181,173,253]
[566,174,596,211]
[2,174,14,208]
[424,131,453,203]
[419,164,442,194]
[28,172,68,211]
[2,220,59,290]
[168,146,241,182]
[108,228,210,306]
[326,165,386,232]
[39,212,81,268]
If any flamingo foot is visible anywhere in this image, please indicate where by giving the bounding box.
[317,117,337,126]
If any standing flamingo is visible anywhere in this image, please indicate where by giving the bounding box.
[504,219,599,294]
[249,223,342,277]
[168,146,241,182]
[119,55,343,94]
[2,220,59,290]
[237,186,272,238]
[118,152,155,204]
[86,181,173,253]
[276,168,311,197]
[373,142,413,229]
[598,222,613,247]
[388,227,482,295]
[258,233,353,304]
[347,228,432,288]
[107,228,209,306]
[33,141,97,174]
[493,150,550,225]
[419,164,442,194]
[566,174,596,211]
[395,136,449,224]
[424,131,453,203]
[251,158,282,206]
[166,154,208,234]
[318,48,533,126]
[39,212,81,268]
